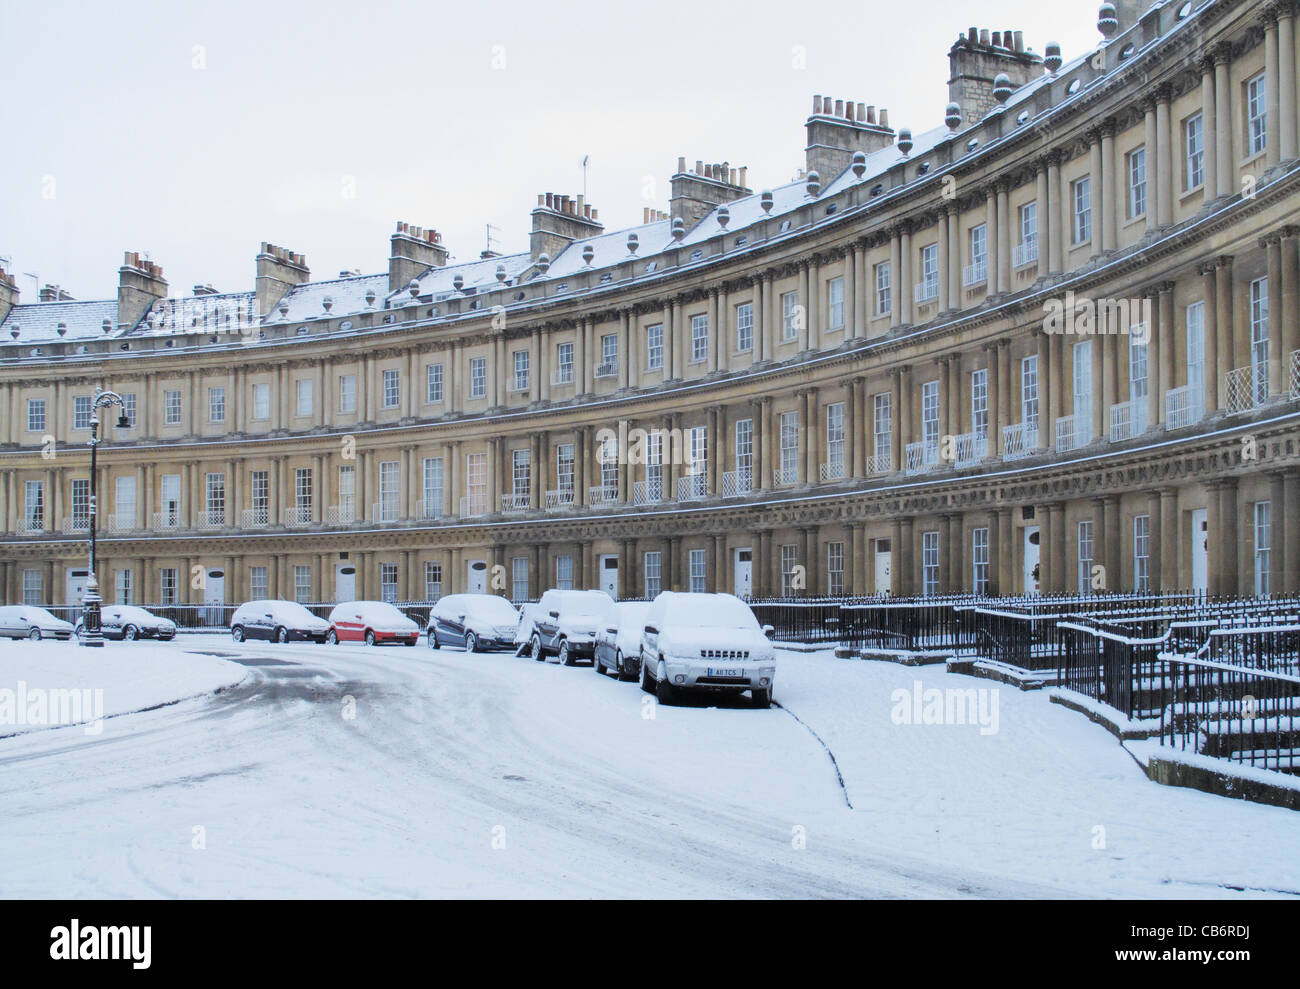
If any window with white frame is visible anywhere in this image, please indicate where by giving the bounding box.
[466,453,486,514]
[646,430,663,492]
[972,527,990,596]
[1133,514,1151,594]
[426,363,443,404]
[1073,340,1093,441]
[873,392,892,466]
[970,368,988,438]
[470,356,487,399]
[921,380,939,452]
[253,383,270,420]
[382,369,400,409]
[1254,501,1271,596]
[294,565,311,604]
[249,566,267,601]
[115,568,133,605]
[825,402,845,475]
[555,555,574,590]
[734,418,753,478]
[1078,519,1094,594]
[779,410,799,482]
[338,465,355,518]
[208,387,225,423]
[422,457,443,517]
[338,374,357,413]
[601,333,617,373]
[294,467,313,517]
[646,323,664,370]
[114,475,136,529]
[1072,176,1092,243]
[1019,201,1038,262]
[27,398,45,433]
[512,449,531,502]
[164,389,182,425]
[424,562,443,601]
[690,314,708,362]
[74,395,92,430]
[922,531,940,596]
[23,569,42,606]
[781,291,799,341]
[24,479,44,530]
[968,224,988,283]
[1184,113,1204,191]
[780,544,799,596]
[686,426,707,485]
[556,342,574,383]
[644,551,662,598]
[1128,147,1147,218]
[379,460,400,521]
[689,549,707,593]
[919,243,939,297]
[511,557,529,603]
[295,378,312,418]
[1129,333,1148,419]
[1022,355,1039,432]
[160,568,178,606]
[70,478,90,528]
[1186,301,1205,413]
[1250,277,1269,404]
[827,277,844,329]
[735,302,753,352]
[827,541,844,597]
[380,562,398,603]
[120,393,136,428]
[875,261,892,315]
[512,350,529,391]
[556,443,575,496]
[250,470,269,522]
[1247,73,1267,156]
[205,472,225,524]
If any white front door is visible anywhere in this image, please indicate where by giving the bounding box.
[599,555,619,599]
[66,569,89,606]
[467,560,488,594]
[874,541,892,596]
[1191,508,1208,593]
[1024,526,1041,594]
[336,564,356,602]
[734,548,752,598]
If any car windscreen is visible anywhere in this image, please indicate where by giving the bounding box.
[273,602,320,624]
[465,597,519,622]
[666,596,759,630]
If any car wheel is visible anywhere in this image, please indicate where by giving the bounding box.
[364,629,376,646]
[122,625,138,641]
[530,633,544,662]
[558,640,573,666]
[325,629,338,645]
[232,626,244,643]
[752,687,772,709]
[276,626,289,644]
[465,632,478,653]
[615,650,634,682]
[654,658,676,705]
[28,627,42,641]
[640,654,654,694]
[429,629,440,649]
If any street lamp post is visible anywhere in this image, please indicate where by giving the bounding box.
[81,388,131,648]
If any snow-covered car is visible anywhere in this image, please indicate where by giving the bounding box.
[528,589,615,666]
[513,603,545,653]
[427,594,520,652]
[327,601,420,646]
[0,605,75,641]
[594,601,652,680]
[230,600,330,644]
[75,605,176,641]
[639,592,777,707]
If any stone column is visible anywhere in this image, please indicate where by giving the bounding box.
[803,259,818,352]
[1035,162,1049,276]
[1215,256,1235,396]
[1270,472,1287,594]
[984,189,998,296]
[713,288,726,372]
[1220,477,1239,596]
[853,242,868,339]
[1283,228,1300,387]
[621,310,633,388]
[1049,502,1068,595]
[1146,490,1163,591]
[1198,58,1218,201]
[899,223,913,326]
[937,206,951,313]
[1279,4,1297,161]
[1142,100,1159,234]
[946,207,962,309]
[1199,262,1219,411]
[850,522,866,596]
[1284,469,1300,593]
[889,230,902,329]
[1214,50,1234,199]
[1266,234,1284,396]
[1265,10,1282,169]
[1156,86,1174,227]
[753,398,767,492]
[1100,120,1117,253]
[1046,152,1063,275]
[843,247,857,337]
[894,365,909,465]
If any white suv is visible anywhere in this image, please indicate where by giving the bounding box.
[639,592,777,707]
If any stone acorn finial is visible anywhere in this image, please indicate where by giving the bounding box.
[993,73,1013,105]
[453,273,465,292]
[897,128,914,156]
[408,279,420,299]
[760,190,774,214]
[671,218,685,241]
[537,253,551,274]
[364,288,376,307]
[322,295,333,312]
[582,243,594,265]
[56,322,67,337]
[496,263,507,282]
[279,300,290,319]
[945,102,963,131]
[806,170,821,197]
[1044,42,1063,74]
[627,232,639,255]
[9,325,19,339]
[851,151,867,178]
[1097,2,1119,39]
[717,206,730,229]
[102,318,112,334]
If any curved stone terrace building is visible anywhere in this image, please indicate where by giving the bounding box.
[1,0,1298,608]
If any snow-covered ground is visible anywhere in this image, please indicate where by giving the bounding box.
[0,636,1296,898]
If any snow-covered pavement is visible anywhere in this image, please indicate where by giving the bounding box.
[0,636,1296,898]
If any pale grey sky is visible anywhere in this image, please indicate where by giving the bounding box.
[0,0,1100,302]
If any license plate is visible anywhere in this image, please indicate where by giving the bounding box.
[708,668,741,677]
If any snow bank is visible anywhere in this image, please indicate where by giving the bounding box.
[0,641,249,738]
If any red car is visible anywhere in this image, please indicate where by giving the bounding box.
[325,601,421,646]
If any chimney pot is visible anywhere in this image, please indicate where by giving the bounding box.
[812,95,821,113]
[979,28,990,45]
[880,108,889,128]
[867,105,877,124]
[677,155,686,173]
[834,98,844,117]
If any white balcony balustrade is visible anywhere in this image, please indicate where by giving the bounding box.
[1001,422,1038,461]
[459,493,489,518]
[1290,350,1300,401]
[588,485,619,507]
[1108,399,1147,442]
[1225,362,1269,414]
[1055,414,1089,452]
[772,465,800,486]
[370,501,401,524]
[864,450,893,474]
[152,511,181,530]
[283,506,313,528]
[677,472,707,502]
[104,514,137,534]
[722,469,752,497]
[414,499,441,521]
[633,478,664,506]
[962,260,988,288]
[594,361,617,380]
[240,507,271,529]
[500,493,530,514]
[62,516,90,534]
[551,365,575,386]
[544,487,576,510]
[1164,386,1205,429]
[195,509,225,530]
[19,517,45,535]
[819,459,847,482]
[1012,239,1038,268]
[904,441,939,475]
[324,501,357,525]
[913,279,939,304]
[951,431,988,469]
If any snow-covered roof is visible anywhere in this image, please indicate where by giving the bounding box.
[273,273,388,323]
[545,219,672,278]
[390,252,533,304]
[137,291,257,336]
[0,298,119,344]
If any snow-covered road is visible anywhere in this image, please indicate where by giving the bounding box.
[1,637,1296,898]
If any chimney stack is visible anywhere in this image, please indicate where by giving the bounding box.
[255,243,310,317]
[669,157,752,227]
[948,27,1042,126]
[530,192,604,261]
[38,284,73,302]
[388,221,449,293]
[118,251,169,330]
[804,95,896,180]
[0,268,17,323]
